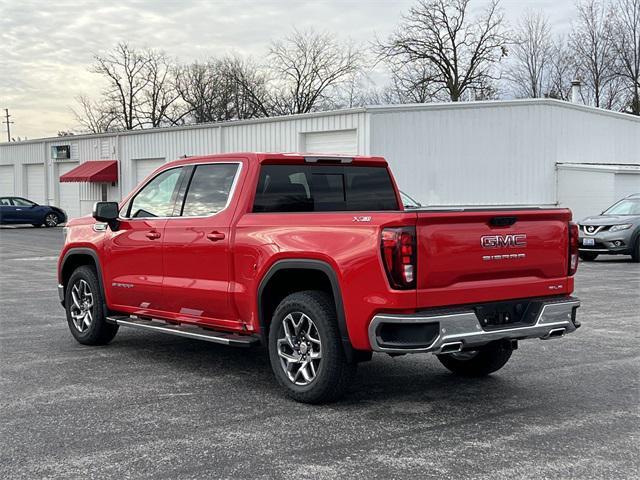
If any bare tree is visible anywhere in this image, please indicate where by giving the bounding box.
[377,0,509,102]
[507,11,553,98]
[547,37,579,101]
[220,56,272,118]
[612,0,640,114]
[382,57,442,103]
[90,43,151,130]
[268,28,362,114]
[176,61,226,123]
[139,49,181,127]
[72,95,117,133]
[570,0,619,108]
[176,56,271,123]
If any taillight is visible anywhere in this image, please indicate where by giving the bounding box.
[381,227,416,289]
[568,221,579,276]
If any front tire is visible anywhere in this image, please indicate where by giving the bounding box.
[631,238,640,263]
[437,340,513,377]
[268,290,356,404]
[579,251,598,261]
[65,265,118,345]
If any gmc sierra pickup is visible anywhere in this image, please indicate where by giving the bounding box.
[58,153,581,403]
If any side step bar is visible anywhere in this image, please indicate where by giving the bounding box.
[106,315,259,347]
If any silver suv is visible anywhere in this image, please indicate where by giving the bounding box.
[578,193,640,262]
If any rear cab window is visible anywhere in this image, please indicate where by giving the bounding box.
[253,164,399,212]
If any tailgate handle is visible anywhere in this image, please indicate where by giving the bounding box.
[489,216,517,227]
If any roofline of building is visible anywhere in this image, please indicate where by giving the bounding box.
[2,98,638,147]
[557,162,640,174]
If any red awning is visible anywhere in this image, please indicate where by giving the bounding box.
[60,160,118,183]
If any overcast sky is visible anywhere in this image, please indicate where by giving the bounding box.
[0,0,575,140]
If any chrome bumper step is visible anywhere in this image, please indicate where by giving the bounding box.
[106,315,259,347]
[369,297,580,354]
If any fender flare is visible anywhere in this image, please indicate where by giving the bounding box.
[257,259,356,361]
[60,247,107,311]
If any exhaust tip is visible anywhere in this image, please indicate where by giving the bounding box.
[544,328,567,339]
[440,341,464,354]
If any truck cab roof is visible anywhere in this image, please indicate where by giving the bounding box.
[162,152,388,169]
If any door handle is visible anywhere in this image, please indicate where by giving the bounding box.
[145,230,161,240]
[206,231,225,242]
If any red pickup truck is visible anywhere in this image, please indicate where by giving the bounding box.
[58,153,581,403]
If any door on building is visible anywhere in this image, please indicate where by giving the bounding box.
[103,166,185,314]
[162,162,242,328]
[25,164,45,204]
[56,162,80,220]
[134,158,165,187]
[303,130,358,155]
[0,165,15,196]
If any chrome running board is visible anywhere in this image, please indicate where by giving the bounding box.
[106,315,259,347]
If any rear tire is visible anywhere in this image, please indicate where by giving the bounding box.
[437,340,513,377]
[268,290,356,404]
[579,251,598,261]
[65,265,118,345]
[44,212,60,227]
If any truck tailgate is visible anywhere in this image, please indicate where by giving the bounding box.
[415,209,572,307]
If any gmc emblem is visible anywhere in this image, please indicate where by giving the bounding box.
[481,234,527,249]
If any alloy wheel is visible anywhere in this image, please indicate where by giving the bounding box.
[45,213,59,227]
[277,312,322,386]
[70,279,94,333]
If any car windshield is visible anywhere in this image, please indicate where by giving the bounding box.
[603,198,640,215]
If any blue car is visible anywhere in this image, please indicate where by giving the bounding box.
[0,197,67,227]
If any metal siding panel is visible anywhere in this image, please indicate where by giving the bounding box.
[0,164,15,195]
[370,104,558,206]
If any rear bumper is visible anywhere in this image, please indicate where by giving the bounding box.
[368,297,580,354]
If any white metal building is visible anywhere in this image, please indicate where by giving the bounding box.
[1,98,638,222]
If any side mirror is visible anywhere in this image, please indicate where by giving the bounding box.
[93,201,120,229]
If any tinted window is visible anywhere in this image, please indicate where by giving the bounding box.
[253,165,398,212]
[13,198,36,207]
[0,198,11,206]
[181,163,239,216]
[128,168,182,218]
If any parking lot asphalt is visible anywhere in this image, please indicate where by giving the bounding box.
[0,226,638,479]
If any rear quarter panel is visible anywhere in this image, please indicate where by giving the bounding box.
[233,211,417,350]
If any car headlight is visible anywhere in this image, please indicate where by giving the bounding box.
[609,224,632,232]
[62,226,69,240]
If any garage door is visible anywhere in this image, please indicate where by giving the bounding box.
[25,164,45,204]
[0,165,15,195]
[134,158,165,185]
[57,162,80,220]
[303,130,358,155]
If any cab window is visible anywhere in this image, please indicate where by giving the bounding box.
[128,168,182,218]
[180,163,239,217]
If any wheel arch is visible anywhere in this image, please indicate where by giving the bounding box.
[257,259,358,362]
[60,248,107,310]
